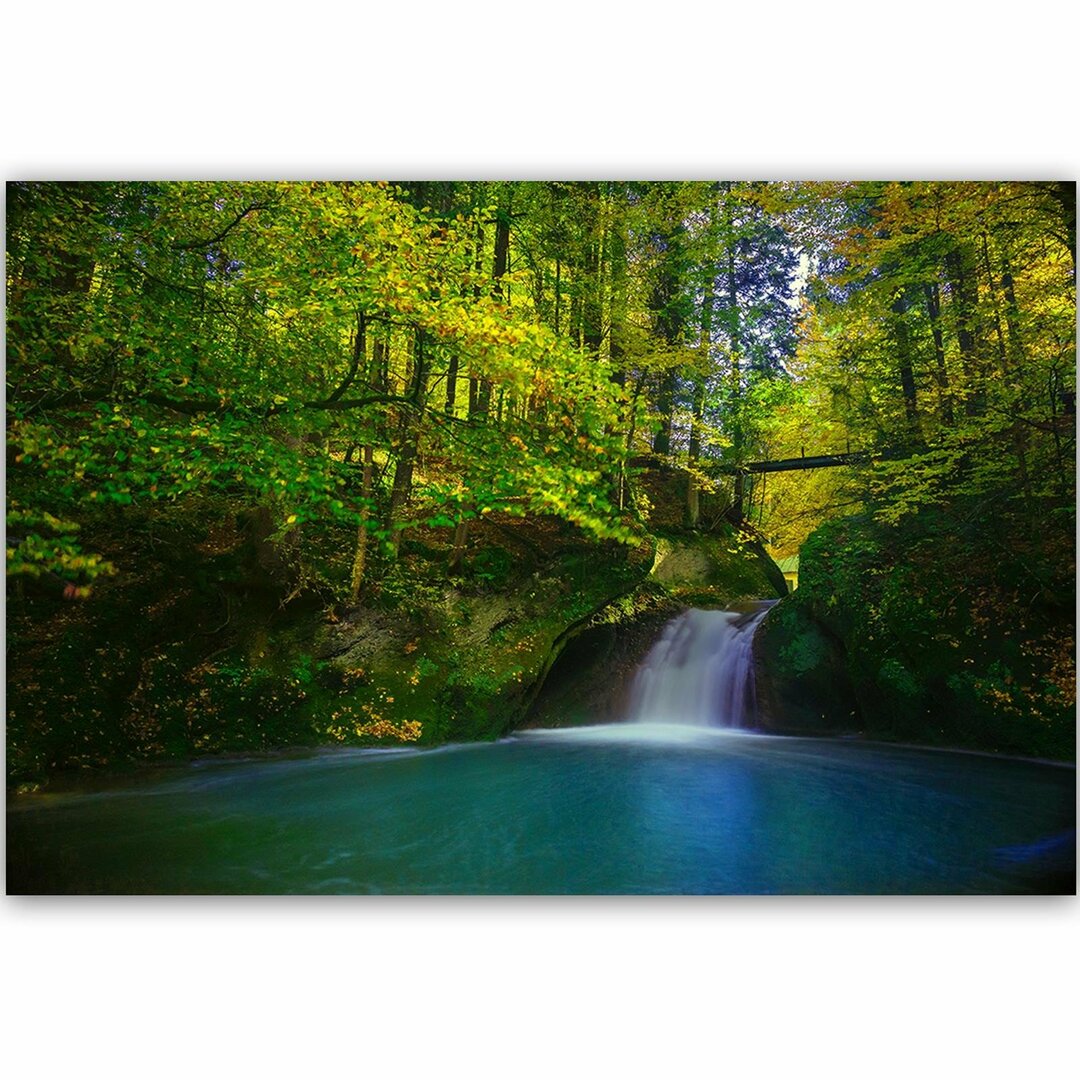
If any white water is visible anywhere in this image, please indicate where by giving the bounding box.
[627,603,775,728]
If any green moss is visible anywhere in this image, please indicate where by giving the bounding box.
[779,621,830,677]
[764,502,1076,760]
[877,658,920,698]
[648,525,784,604]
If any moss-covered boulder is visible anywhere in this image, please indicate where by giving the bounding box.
[756,504,1076,760]
[310,538,652,746]
[649,525,788,605]
[754,598,861,735]
[5,509,653,783]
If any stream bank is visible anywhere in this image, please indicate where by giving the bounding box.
[7,494,785,786]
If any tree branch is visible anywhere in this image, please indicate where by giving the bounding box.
[296,393,417,414]
[16,381,426,422]
[173,202,270,251]
[325,312,366,404]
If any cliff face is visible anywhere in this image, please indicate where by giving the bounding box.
[753,509,1076,760]
[310,535,653,747]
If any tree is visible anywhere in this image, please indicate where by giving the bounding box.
[6,181,639,602]
[762,180,1075,539]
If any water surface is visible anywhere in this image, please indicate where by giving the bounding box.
[8,726,1074,894]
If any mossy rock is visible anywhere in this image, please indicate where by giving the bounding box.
[6,505,792,785]
[649,526,786,604]
[754,598,861,735]
[760,505,1076,759]
[524,526,787,730]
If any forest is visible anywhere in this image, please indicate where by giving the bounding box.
[5,179,1076,793]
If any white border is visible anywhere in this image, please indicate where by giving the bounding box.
[4,3,1077,1077]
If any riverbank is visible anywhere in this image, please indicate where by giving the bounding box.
[6,497,785,786]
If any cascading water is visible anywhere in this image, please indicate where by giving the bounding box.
[627,602,776,728]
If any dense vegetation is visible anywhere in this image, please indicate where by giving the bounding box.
[752,182,1076,759]
[6,180,1075,779]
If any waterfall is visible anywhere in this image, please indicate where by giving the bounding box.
[627,603,775,728]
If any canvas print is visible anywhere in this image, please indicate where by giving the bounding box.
[6,180,1075,894]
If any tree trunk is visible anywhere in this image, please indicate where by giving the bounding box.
[650,216,684,457]
[492,201,510,295]
[554,257,562,337]
[570,287,582,350]
[385,443,415,562]
[1044,181,1076,266]
[444,354,459,415]
[371,337,388,390]
[476,203,510,417]
[582,184,604,358]
[608,204,627,386]
[890,287,921,439]
[385,329,428,560]
[33,182,98,373]
[469,219,485,417]
[349,445,374,601]
[652,371,677,456]
[999,250,1027,366]
[923,280,954,425]
[620,374,647,510]
[981,236,1035,508]
[945,245,985,416]
[980,231,1009,374]
[727,221,745,523]
[687,269,714,526]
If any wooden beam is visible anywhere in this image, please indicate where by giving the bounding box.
[703,447,908,476]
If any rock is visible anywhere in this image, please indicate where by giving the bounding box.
[753,599,861,735]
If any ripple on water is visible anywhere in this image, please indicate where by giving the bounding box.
[7,728,1075,895]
